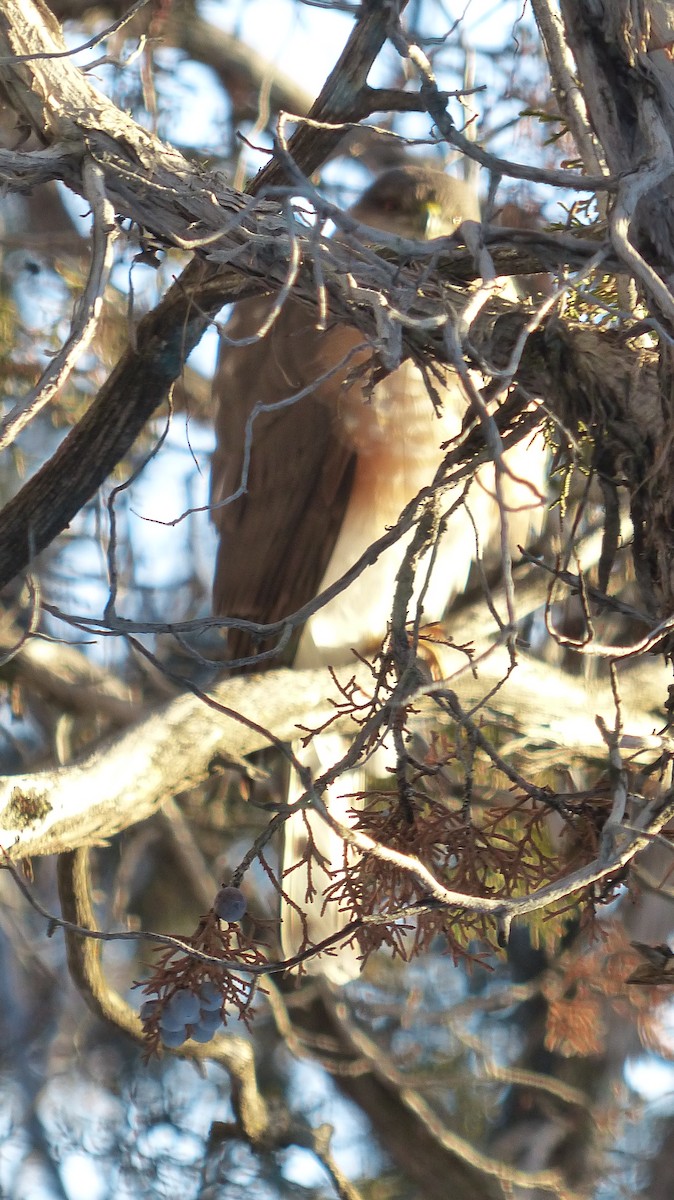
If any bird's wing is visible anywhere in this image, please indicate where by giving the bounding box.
[211,294,371,662]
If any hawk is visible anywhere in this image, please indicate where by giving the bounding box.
[211,165,545,977]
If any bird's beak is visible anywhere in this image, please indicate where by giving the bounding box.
[421,201,444,238]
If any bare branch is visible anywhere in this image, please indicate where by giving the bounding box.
[0,158,116,450]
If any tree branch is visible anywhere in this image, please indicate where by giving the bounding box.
[0,627,666,860]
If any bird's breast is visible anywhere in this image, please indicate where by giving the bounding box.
[295,360,470,668]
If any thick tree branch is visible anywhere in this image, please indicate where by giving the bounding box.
[0,630,666,861]
[530,0,607,180]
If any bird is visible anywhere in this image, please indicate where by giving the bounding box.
[211,165,545,979]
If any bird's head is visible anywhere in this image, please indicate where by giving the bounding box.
[350,164,479,240]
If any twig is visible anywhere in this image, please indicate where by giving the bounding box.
[0,0,151,64]
[0,159,116,450]
[388,16,614,194]
[325,992,585,1198]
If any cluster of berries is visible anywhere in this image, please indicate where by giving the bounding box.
[140,981,223,1048]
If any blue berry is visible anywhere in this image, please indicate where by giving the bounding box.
[197,1009,222,1034]
[189,1022,217,1044]
[159,1008,186,1032]
[160,1025,188,1048]
[213,886,247,923]
[198,982,222,1011]
[164,989,201,1025]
